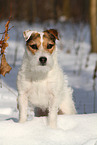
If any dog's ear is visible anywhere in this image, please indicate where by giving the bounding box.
[44,29,59,40]
[23,30,34,41]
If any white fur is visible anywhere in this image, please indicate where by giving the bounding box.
[17,30,76,128]
[23,30,38,41]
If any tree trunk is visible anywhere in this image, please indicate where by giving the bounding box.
[90,0,97,53]
[27,0,33,24]
[53,0,57,22]
[63,0,70,19]
[32,0,37,22]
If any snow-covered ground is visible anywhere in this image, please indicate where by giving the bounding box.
[0,114,97,145]
[0,21,97,145]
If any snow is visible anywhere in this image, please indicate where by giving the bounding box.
[0,21,97,144]
[0,114,97,145]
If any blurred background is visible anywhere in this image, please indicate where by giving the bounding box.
[0,0,97,115]
[0,0,97,53]
[0,0,90,22]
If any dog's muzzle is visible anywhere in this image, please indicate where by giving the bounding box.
[39,57,47,66]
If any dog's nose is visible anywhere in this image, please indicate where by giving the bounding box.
[39,57,47,65]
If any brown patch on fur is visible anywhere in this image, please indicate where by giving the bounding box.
[43,32,56,54]
[43,29,59,40]
[26,33,41,54]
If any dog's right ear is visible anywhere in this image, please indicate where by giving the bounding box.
[23,30,33,41]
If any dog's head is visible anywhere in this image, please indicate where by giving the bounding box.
[23,29,59,74]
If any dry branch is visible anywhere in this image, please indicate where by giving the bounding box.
[0,17,12,76]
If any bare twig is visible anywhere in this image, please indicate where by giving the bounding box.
[0,26,14,34]
[92,60,97,113]
[2,82,17,97]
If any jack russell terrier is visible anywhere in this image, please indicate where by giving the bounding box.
[17,29,76,128]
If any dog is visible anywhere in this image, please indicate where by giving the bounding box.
[17,29,76,128]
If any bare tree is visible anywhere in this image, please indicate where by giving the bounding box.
[63,0,70,19]
[53,0,57,22]
[90,0,97,53]
[32,0,37,22]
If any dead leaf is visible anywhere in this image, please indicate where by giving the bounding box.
[0,41,3,45]
[0,41,3,48]
[1,42,9,54]
[0,54,12,76]
[0,17,12,76]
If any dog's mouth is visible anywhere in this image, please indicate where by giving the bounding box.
[39,62,46,66]
[40,64,46,66]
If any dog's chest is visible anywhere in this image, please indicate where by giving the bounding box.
[29,80,51,108]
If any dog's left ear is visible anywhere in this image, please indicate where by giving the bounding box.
[23,30,33,41]
[44,29,59,40]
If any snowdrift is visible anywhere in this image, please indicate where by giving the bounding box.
[0,114,97,145]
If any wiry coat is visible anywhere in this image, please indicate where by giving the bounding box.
[17,29,76,128]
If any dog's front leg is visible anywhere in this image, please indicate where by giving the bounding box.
[48,97,58,128]
[18,95,28,123]
[48,108,58,128]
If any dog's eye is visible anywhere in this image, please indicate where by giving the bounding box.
[30,44,38,50]
[47,44,54,49]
